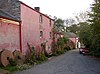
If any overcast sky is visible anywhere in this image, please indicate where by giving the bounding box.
[20,0,94,19]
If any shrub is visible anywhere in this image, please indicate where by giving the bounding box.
[1,66,18,73]
[63,37,68,44]
[35,51,48,63]
[51,37,69,56]
[17,64,32,71]
[8,58,17,66]
[51,42,58,55]
[26,44,35,65]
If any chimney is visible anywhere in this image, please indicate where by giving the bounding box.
[34,7,40,12]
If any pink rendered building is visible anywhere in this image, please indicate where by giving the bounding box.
[0,0,54,55]
[20,2,54,55]
[0,9,21,52]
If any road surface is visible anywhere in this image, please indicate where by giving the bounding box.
[14,49,100,74]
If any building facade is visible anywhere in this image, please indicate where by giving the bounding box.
[0,9,21,52]
[20,2,54,55]
[0,0,54,55]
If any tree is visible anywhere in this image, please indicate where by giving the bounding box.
[75,11,89,23]
[65,11,89,34]
[66,24,79,34]
[64,18,76,26]
[54,18,65,32]
[88,0,100,56]
[78,22,92,48]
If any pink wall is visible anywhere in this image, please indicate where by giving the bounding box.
[54,33,63,42]
[21,3,54,55]
[69,38,76,44]
[0,22,20,52]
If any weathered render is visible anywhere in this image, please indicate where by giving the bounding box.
[0,9,20,52]
[0,0,54,55]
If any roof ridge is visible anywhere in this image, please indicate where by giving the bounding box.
[19,1,54,21]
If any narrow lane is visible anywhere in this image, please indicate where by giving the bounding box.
[15,49,100,74]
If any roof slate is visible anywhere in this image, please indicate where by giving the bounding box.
[0,9,20,22]
[63,32,77,38]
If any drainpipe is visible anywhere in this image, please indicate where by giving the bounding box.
[75,37,76,49]
[19,21,22,53]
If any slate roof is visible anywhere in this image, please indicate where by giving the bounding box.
[63,32,77,38]
[0,9,20,22]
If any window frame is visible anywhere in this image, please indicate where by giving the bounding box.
[50,32,52,38]
[39,15,43,23]
[40,31,43,38]
[50,19,51,27]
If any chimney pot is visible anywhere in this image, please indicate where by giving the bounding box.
[34,7,40,12]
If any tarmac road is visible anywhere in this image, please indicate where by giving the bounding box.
[14,49,100,74]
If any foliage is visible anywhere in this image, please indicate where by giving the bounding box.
[57,37,65,49]
[35,52,48,63]
[16,64,32,71]
[88,0,100,56]
[66,39,75,49]
[41,42,48,57]
[63,37,68,44]
[65,11,89,34]
[75,11,89,23]
[26,43,35,64]
[8,58,17,66]
[51,42,58,56]
[78,22,92,48]
[1,64,32,73]
[64,18,76,26]
[78,0,100,57]
[54,18,65,32]
[66,24,79,34]
[52,37,72,56]
[1,66,18,73]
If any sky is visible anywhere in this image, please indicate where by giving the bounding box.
[20,0,94,19]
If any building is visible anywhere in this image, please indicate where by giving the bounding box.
[53,32,64,43]
[0,0,54,55]
[20,2,54,55]
[63,32,78,48]
[0,9,21,52]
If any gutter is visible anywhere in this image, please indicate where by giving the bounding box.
[19,21,22,52]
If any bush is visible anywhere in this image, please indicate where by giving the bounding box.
[35,52,48,63]
[17,64,32,71]
[56,50,65,55]
[8,58,17,66]
[63,37,68,44]
[25,45,35,65]
[51,37,69,56]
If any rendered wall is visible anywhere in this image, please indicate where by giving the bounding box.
[21,3,54,55]
[0,22,20,52]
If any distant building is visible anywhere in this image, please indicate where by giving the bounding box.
[63,32,79,48]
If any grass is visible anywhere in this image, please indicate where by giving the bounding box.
[0,64,32,74]
[0,66,18,74]
[0,47,73,74]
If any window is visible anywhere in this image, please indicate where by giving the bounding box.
[39,15,43,23]
[50,32,52,38]
[50,19,51,27]
[40,31,43,38]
